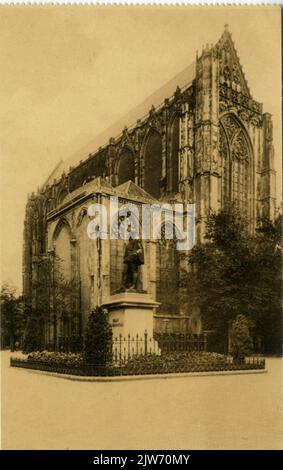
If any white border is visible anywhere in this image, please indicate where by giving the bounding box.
[0,1,282,5]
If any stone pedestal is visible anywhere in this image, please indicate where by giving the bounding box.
[102,291,159,339]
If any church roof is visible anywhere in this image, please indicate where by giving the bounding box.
[57,176,116,208]
[56,177,155,213]
[44,61,195,185]
[116,180,157,202]
[44,26,253,188]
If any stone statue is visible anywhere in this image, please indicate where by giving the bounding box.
[122,237,144,291]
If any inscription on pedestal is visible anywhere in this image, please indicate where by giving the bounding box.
[102,291,160,338]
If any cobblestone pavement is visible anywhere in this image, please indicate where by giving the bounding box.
[1,351,282,449]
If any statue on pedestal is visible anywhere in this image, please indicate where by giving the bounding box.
[122,237,144,291]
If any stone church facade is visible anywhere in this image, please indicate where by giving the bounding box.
[23,27,276,350]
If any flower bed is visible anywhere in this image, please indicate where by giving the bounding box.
[122,351,228,375]
[27,351,84,367]
[10,351,265,376]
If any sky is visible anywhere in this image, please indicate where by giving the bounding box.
[0,5,281,291]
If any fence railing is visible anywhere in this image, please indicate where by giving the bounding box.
[10,325,268,376]
[111,332,206,365]
[45,332,206,356]
[10,355,266,377]
[10,329,266,376]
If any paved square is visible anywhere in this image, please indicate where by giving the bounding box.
[1,351,282,449]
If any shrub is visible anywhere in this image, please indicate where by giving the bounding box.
[123,351,228,375]
[83,306,113,366]
[230,314,253,364]
[22,314,44,353]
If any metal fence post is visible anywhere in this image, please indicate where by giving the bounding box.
[144,330,148,356]
[119,333,122,370]
[127,334,131,359]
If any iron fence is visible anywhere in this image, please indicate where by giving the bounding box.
[111,332,206,365]
[46,331,206,356]
[10,355,266,377]
[10,330,266,376]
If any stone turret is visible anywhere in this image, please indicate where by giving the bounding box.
[194,42,220,241]
[258,113,276,219]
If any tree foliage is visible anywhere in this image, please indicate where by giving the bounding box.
[0,283,25,350]
[187,207,282,353]
[22,312,45,353]
[22,254,79,353]
[33,254,77,319]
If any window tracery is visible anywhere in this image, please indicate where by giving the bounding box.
[219,115,251,213]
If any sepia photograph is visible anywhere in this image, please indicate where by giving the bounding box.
[0,4,282,452]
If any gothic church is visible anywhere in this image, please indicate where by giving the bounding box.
[23,27,276,350]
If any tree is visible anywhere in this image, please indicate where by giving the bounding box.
[22,254,80,352]
[230,315,253,364]
[187,207,253,350]
[34,254,77,321]
[251,214,282,353]
[187,207,282,353]
[22,311,45,353]
[84,306,113,367]
[0,283,24,350]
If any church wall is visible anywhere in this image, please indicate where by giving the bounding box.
[46,200,99,336]
[43,192,165,341]
[76,211,96,330]
[53,225,72,279]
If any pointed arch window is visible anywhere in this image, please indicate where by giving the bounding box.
[52,219,72,280]
[219,115,251,214]
[168,115,180,194]
[117,147,135,185]
[143,129,162,199]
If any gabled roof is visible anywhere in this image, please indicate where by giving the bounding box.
[116,180,156,202]
[58,176,116,208]
[48,178,157,220]
[57,177,156,212]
